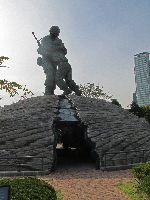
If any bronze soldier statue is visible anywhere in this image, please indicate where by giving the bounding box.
[34,26,81,96]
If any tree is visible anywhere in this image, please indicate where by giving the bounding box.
[129,101,150,124]
[129,102,145,118]
[0,56,9,67]
[79,83,112,100]
[0,56,33,99]
[142,105,150,124]
[111,99,122,107]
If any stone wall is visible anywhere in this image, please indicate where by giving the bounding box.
[70,95,150,167]
[0,95,59,171]
[1,95,150,172]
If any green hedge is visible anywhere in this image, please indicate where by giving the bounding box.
[117,182,147,200]
[132,162,150,199]
[138,175,150,197]
[131,161,150,181]
[0,177,57,200]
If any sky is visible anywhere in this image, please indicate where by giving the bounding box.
[0,0,150,108]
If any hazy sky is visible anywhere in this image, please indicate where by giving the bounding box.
[0,0,150,107]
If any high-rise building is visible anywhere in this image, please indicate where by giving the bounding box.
[134,52,150,107]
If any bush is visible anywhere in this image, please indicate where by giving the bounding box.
[138,175,150,198]
[132,162,150,199]
[131,162,150,181]
[0,177,57,200]
[117,182,147,200]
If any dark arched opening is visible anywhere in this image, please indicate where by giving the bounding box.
[53,121,97,170]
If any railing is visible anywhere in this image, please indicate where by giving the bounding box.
[100,149,150,170]
[0,156,46,172]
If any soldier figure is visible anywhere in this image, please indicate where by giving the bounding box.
[36,27,58,94]
[37,26,81,96]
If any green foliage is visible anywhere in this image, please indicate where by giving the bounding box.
[0,56,9,65]
[138,175,150,198]
[142,105,150,124]
[118,182,148,200]
[79,83,112,100]
[56,189,63,200]
[129,102,145,118]
[131,162,150,199]
[111,99,122,107]
[131,162,150,181]
[0,79,33,98]
[129,102,150,124]
[0,56,33,99]
[0,177,57,200]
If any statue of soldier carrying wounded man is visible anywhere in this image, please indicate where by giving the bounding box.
[34,26,82,96]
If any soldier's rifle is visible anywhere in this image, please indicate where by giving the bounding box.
[0,66,9,68]
[32,32,44,67]
[32,32,42,47]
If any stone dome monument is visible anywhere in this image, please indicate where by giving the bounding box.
[0,95,150,175]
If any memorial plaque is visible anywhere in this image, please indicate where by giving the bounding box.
[0,186,10,200]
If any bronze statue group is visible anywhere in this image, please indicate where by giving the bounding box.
[34,26,81,96]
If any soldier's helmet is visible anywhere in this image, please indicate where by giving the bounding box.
[49,26,60,34]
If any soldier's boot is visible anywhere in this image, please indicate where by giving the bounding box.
[44,86,55,95]
[56,78,72,96]
[72,85,82,96]
[44,77,56,95]
[64,66,82,96]
[66,80,82,96]
[44,81,56,95]
[62,88,72,96]
[74,88,82,96]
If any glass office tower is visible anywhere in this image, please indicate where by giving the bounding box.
[134,52,150,107]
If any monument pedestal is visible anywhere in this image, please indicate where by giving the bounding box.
[0,95,150,175]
